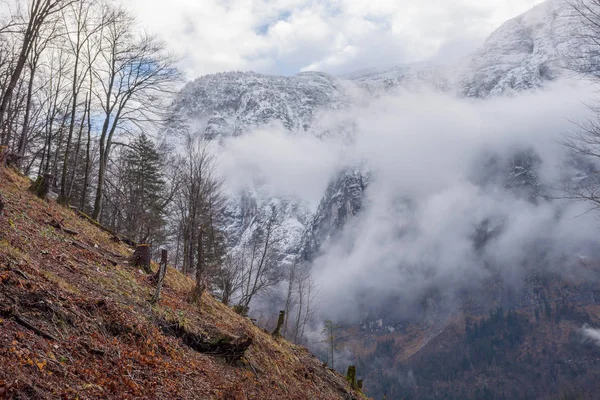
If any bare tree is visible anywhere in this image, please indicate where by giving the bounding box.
[291,268,317,344]
[321,320,343,370]
[566,0,600,79]
[91,7,181,219]
[235,205,283,309]
[216,252,243,306]
[15,5,62,167]
[58,0,105,204]
[0,0,76,140]
[563,1,600,207]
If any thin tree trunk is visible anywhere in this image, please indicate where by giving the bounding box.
[17,64,36,167]
[67,93,88,200]
[192,228,205,304]
[80,86,92,211]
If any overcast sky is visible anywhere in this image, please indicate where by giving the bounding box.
[127,0,546,79]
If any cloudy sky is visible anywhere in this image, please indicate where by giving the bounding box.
[127,0,545,79]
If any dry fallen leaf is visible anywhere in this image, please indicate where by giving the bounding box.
[36,360,47,371]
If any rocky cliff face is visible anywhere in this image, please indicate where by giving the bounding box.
[301,167,371,262]
[171,71,350,140]
[459,0,584,98]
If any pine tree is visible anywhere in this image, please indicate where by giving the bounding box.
[120,134,167,244]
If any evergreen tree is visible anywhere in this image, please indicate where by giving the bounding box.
[119,134,167,244]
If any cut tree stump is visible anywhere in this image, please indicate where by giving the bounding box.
[0,145,7,165]
[131,244,152,273]
[346,366,357,389]
[4,153,20,168]
[30,173,53,199]
[272,310,285,337]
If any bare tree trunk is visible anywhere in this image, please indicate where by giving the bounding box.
[17,65,36,168]
[66,94,88,200]
[192,228,206,304]
[283,261,296,337]
[80,88,92,211]
[151,249,168,304]
[33,173,54,199]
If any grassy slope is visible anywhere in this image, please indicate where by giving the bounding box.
[0,167,366,400]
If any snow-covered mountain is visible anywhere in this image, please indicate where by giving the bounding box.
[171,71,350,140]
[345,0,591,97]
[343,63,451,93]
[460,0,584,97]
[169,0,594,284]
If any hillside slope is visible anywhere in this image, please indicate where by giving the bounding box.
[0,167,366,400]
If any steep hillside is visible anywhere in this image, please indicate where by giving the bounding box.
[0,167,367,400]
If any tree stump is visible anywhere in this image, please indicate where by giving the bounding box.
[151,249,168,304]
[346,366,357,389]
[0,145,7,165]
[357,379,364,390]
[272,310,285,337]
[232,305,249,316]
[30,173,54,199]
[131,244,152,273]
[4,153,20,167]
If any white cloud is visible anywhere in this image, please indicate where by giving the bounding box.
[213,79,600,322]
[126,0,546,78]
[581,325,600,347]
[217,124,342,207]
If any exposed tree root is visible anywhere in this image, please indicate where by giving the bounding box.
[157,319,252,364]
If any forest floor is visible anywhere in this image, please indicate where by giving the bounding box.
[0,166,367,400]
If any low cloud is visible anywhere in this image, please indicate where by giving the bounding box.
[217,79,600,324]
[217,124,343,208]
[581,325,600,347]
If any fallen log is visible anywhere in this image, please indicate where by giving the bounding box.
[69,207,137,247]
[0,308,58,342]
[71,240,125,266]
[47,218,79,236]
